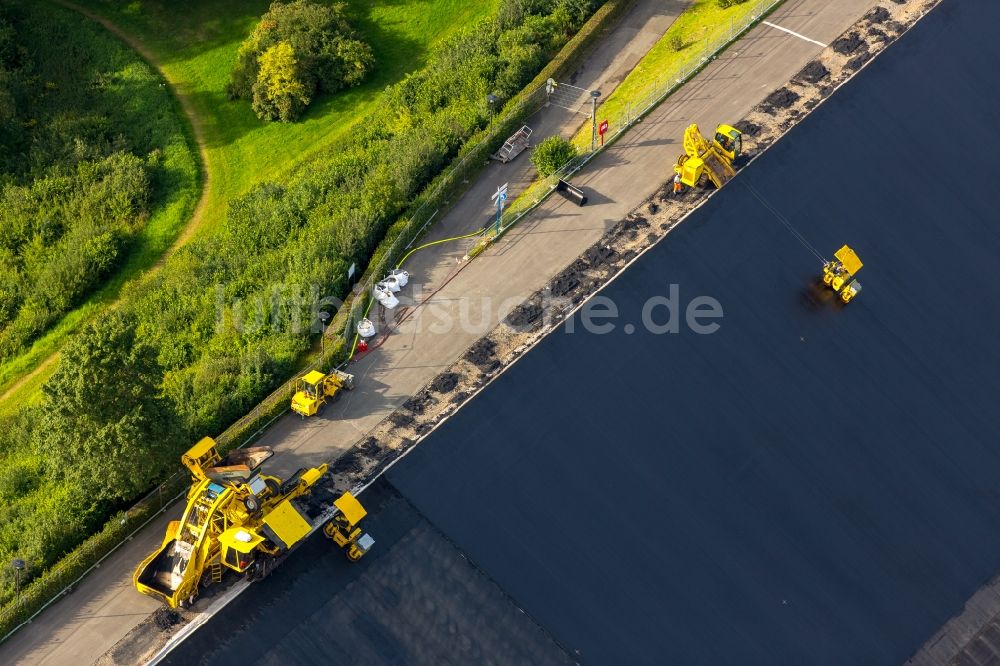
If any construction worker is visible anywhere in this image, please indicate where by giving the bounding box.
[672,172,683,196]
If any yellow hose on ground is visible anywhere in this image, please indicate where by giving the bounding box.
[345,226,487,361]
[394,226,487,270]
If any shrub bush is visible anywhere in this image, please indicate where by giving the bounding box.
[0,151,150,361]
[531,135,578,176]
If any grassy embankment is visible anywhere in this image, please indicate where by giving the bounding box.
[504,0,772,219]
[568,0,770,149]
[0,0,495,415]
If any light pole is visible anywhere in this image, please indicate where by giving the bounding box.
[486,93,498,133]
[590,90,602,153]
[319,310,331,358]
[12,558,25,608]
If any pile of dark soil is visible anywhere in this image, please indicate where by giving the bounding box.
[734,120,761,136]
[389,411,415,428]
[506,300,544,328]
[832,32,865,55]
[846,49,873,71]
[331,448,365,474]
[451,390,469,405]
[797,60,830,84]
[866,6,891,22]
[622,213,648,229]
[567,258,589,275]
[583,243,616,268]
[430,372,461,394]
[153,608,181,631]
[403,391,435,415]
[762,87,800,113]
[358,437,381,454]
[464,338,497,369]
[550,268,581,297]
[867,27,888,42]
[603,214,649,245]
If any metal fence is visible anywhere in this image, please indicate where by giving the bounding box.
[0,0,783,643]
[497,0,784,235]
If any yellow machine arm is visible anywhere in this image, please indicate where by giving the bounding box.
[682,123,710,158]
[181,437,221,482]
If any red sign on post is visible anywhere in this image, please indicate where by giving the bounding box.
[598,119,609,146]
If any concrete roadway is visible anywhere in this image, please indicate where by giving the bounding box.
[0,0,876,663]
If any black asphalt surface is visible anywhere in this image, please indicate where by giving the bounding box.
[166,2,1000,664]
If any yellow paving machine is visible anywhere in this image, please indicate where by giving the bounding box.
[674,123,743,189]
[133,437,371,608]
[822,245,863,303]
[291,369,354,417]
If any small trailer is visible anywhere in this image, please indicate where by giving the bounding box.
[491,125,533,163]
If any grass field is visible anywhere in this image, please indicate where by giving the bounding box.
[0,0,497,415]
[569,0,775,149]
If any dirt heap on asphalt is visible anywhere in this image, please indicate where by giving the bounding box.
[96,607,188,666]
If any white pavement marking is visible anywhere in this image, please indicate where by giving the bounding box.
[763,20,829,47]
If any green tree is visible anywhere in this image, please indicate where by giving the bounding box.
[35,310,183,503]
[252,41,311,122]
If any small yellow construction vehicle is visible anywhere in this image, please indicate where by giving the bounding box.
[134,437,370,608]
[673,123,743,189]
[323,491,375,561]
[291,369,354,417]
[822,245,863,303]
